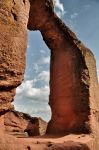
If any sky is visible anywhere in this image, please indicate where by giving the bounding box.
[13,0,99,122]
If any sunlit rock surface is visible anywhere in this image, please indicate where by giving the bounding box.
[0,0,99,149]
[0,0,30,112]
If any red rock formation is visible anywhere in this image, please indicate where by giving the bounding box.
[28,0,99,136]
[0,0,30,112]
[4,111,39,136]
[1,110,47,136]
[0,132,92,150]
[0,0,99,149]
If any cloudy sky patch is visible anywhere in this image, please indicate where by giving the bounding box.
[53,0,66,18]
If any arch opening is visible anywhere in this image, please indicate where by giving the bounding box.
[13,31,51,123]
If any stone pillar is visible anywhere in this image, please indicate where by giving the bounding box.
[0,0,30,112]
[28,0,99,136]
[41,22,91,134]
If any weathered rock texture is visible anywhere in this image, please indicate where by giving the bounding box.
[28,0,99,135]
[0,133,93,150]
[0,0,99,150]
[28,0,99,149]
[0,0,30,112]
[0,110,47,137]
[4,111,47,136]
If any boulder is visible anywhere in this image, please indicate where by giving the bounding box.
[2,110,47,136]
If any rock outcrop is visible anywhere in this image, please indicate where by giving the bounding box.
[0,134,92,150]
[28,0,99,135]
[28,0,99,149]
[0,0,30,112]
[0,0,99,150]
[3,110,47,136]
[0,110,47,139]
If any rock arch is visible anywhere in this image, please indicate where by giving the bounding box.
[0,0,99,141]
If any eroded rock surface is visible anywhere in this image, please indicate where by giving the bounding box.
[0,0,99,150]
[0,110,47,138]
[0,0,30,112]
[28,0,99,136]
[0,133,95,150]
[3,110,47,136]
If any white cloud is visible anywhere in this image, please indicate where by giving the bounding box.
[32,56,50,74]
[14,79,51,121]
[70,13,78,19]
[53,0,64,12]
[42,56,50,64]
[36,71,49,83]
[40,49,46,54]
[14,95,51,121]
[33,63,39,72]
[37,56,50,65]
[16,80,34,94]
[53,0,66,18]
[14,51,50,121]
[97,69,99,82]
[28,105,51,114]
[16,80,49,102]
[27,44,30,49]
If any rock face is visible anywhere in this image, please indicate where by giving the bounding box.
[0,135,92,150]
[0,0,30,112]
[28,0,99,136]
[0,0,99,150]
[1,110,47,136]
[0,133,92,150]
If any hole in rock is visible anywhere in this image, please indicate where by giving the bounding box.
[23,0,25,4]
[11,10,17,21]
[13,31,51,123]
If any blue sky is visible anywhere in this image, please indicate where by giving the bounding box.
[14,0,99,122]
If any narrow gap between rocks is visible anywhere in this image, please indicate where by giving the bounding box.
[12,31,51,136]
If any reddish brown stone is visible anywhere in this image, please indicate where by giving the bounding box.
[28,0,99,136]
[1,110,47,136]
[0,0,30,112]
[4,111,39,136]
[0,133,96,150]
[0,0,99,150]
[28,0,99,149]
